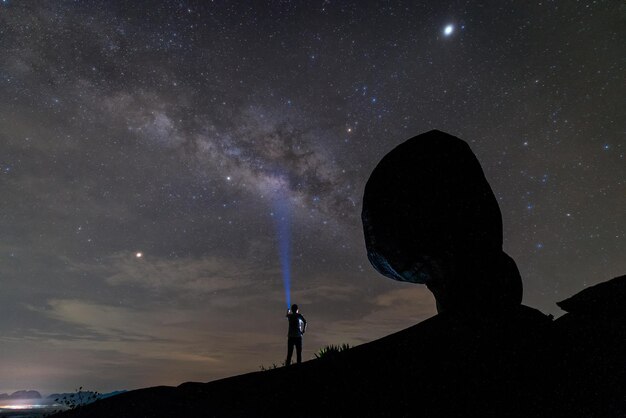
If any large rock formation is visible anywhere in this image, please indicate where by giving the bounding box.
[362,130,522,312]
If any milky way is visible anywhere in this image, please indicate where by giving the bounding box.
[0,1,624,393]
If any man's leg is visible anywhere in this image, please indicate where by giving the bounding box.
[295,337,302,364]
[286,338,294,366]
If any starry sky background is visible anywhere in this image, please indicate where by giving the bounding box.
[1,0,624,394]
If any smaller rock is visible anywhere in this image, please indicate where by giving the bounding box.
[557,275,626,316]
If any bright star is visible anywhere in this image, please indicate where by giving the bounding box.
[444,24,454,36]
[136,252,143,258]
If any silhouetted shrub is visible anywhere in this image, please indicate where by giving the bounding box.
[51,387,100,412]
[314,343,351,359]
[259,361,285,371]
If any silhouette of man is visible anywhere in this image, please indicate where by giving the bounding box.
[285,304,307,365]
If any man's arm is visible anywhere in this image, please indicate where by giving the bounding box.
[301,315,307,333]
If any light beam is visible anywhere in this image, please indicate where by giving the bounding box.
[273,192,292,308]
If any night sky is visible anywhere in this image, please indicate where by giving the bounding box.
[1,1,624,394]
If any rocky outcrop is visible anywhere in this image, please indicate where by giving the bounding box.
[361,130,521,312]
[552,275,626,417]
[557,274,626,315]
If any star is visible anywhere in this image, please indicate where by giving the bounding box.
[135,252,143,258]
[443,24,454,36]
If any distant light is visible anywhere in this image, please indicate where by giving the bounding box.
[226,176,232,181]
[444,24,454,36]
[136,252,143,258]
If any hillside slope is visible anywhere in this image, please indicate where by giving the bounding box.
[57,276,625,418]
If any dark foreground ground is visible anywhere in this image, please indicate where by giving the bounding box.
[56,276,625,418]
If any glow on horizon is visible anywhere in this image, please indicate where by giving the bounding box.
[0,403,51,410]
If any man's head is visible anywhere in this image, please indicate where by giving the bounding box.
[291,304,299,313]
[361,130,522,312]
